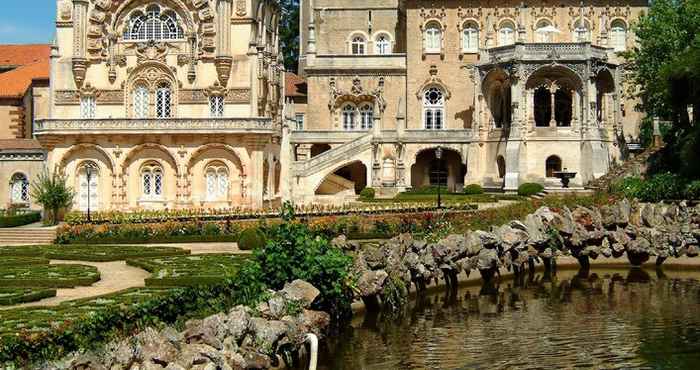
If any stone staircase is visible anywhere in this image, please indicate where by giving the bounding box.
[0,227,57,246]
[586,145,664,191]
[293,134,373,177]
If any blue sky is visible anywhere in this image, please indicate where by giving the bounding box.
[0,1,55,44]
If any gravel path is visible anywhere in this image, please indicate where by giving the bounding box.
[140,242,246,255]
[1,260,150,310]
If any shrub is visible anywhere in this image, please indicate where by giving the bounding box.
[237,227,267,251]
[405,186,449,194]
[610,176,645,198]
[0,211,41,228]
[518,183,544,196]
[686,180,700,199]
[359,187,375,200]
[636,173,686,202]
[30,170,75,226]
[463,184,484,195]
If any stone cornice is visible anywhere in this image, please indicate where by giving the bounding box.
[0,150,46,162]
[34,118,276,136]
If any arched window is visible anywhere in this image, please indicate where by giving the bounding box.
[209,95,224,117]
[133,85,149,118]
[462,21,479,53]
[423,87,445,130]
[424,22,442,53]
[573,19,591,42]
[535,19,555,43]
[351,36,366,55]
[80,96,96,119]
[142,163,164,199]
[546,155,562,178]
[342,104,356,130]
[9,173,29,204]
[498,21,516,46]
[77,162,99,211]
[156,83,172,118]
[205,163,229,201]
[610,20,627,52]
[375,34,391,55]
[124,5,184,41]
[359,104,373,130]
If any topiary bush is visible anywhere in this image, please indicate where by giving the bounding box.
[237,227,267,251]
[518,183,544,196]
[686,180,700,200]
[463,184,484,195]
[359,187,375,200]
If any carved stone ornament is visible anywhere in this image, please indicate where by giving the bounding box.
[236,0,247,16]
[72,58,88,89]
[215,56,234,86]
[80,83,100,98]
[59,0,72,21]
[420,6,447,21]
[135,41,169,63]
[415,65,452,100]
[457,6,482,22]
[328,76,386,112]
[205,82,228,97]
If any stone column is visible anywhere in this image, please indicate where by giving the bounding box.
[504,78,523,192]
[371,143,381,187]
[71,0,89,88]
[215,0,233,86]
[548,84,558,127]
[249,148,265,208]
[526,89,535,130]
[572,89,580,130]
[280,102,294,200]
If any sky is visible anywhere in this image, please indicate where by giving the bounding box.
[0,1,56,44]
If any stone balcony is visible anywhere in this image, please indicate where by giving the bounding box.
[305,54,407,74]
[480,42,612,64]
[34,118,276,136]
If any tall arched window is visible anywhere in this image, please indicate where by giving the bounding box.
[80,96,96,119]
[498,21,516,46]
[462,21,479,53]
[133,85,149,118]
[351,36,366,55]
[359,104,373,130]
[610,20,627,52]
[205,163,229,201]
[375,34,391,55]
[9,173,29,204]
[77,162,99,211]
[546,155,562,177]
[423,87,445,130]
[124,5,184,41]
[573,19,591,42]
[142,163,164,199]
[209,95,224,117]
[156,83,172,118]
[342,104,356,130]
[535,20,555,43]
[424,22,442,53]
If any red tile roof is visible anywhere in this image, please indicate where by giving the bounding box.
[0,139,43,150]
[0,44,50,68]
[0,59,50,98]
[285,72,307,97]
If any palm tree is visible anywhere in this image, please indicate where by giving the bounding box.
[30,169,75,226]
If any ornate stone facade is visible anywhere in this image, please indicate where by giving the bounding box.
[37,0,284,211]
[288,0,647,203]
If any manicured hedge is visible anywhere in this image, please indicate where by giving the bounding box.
[463,184,485,195]
[58,234,242,245]
[0,211,41,228]
[0,245,190,262]
[518,183,545,196]
[0,257,50,267]
[0,288,56,306]
[127,254,249,287]
[0,264,100,288]
[237,227,267,251]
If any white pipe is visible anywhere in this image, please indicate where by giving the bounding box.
[304,333,318,370]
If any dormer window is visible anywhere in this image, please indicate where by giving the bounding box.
[124,5,184,41]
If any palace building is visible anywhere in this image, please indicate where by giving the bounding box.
[0,0,648,211]
[289,0,647,204]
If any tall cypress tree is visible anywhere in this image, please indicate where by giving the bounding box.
[279,0,300,73]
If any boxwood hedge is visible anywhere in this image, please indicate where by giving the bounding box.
[0,264,100,288]
[0,288,56,306]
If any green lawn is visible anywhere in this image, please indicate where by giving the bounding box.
[127,254,249,287]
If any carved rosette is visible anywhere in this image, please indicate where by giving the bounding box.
[215,56,234,86]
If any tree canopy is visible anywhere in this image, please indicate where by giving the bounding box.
[278,0,300,73]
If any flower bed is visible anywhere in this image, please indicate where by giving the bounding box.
[127,254,249,287]
[0,288,56,306]
[0,264,100,288]
[0,245,190,262]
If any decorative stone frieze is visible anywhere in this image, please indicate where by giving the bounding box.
[179,88,250,104]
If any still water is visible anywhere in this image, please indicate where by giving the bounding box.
[317,268,700,370]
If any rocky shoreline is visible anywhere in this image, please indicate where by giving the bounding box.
[45,199,700,370]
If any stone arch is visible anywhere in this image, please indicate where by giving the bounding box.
[526,65,584,127]
[186,144,248,207]
[57,143,115,174]
[410,147,466,192]
[121,143,179,174]
[545,155,563,177]
[57,144,116,210]
[482,68,512,129]
[125,62,178,118]
[186,143,247,176]
[311,157,371,195]
[112,0,197,36]
[315,160,368,195]
[121,143,179,209]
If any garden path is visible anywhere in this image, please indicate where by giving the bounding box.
[141,242,248,255]
[1,260,149,310]
[476,200,519,210]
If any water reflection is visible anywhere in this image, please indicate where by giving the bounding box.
[317,268,700,370]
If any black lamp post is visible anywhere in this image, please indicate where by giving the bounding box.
[85,165,93,223]
[435,147,443,209]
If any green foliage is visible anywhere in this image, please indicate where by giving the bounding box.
[685,180,700,199]
[463,184,485,195]
[0,264,100,288]
[518,183,544,196]
[379,274,408,313]
[0,210,41,228]
[610,176,645,198]
[30,170,75,226]
[127,254,249,287]
[359,187,376,200]
[55,221,243,245]
[0,288,56,306]
[0,245,189,262]
[238,227,267,251]
[612,174,687,201]
[279,0,300,72]
[405,185,450,194]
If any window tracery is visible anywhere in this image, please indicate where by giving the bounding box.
[9,173,29,204]
[124,5,184,42]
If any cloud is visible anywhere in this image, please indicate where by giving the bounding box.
[0,23,19,35]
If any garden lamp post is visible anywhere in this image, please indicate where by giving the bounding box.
[435,147,443,209]
[86,165,93,223]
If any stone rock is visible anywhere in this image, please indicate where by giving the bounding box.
[183,313,228,350]
[357,269,388,297]
[550,207,576,235]
[226,307,251,343]
[134,327,180,365]
[495,224,529,249]
[250,318,289,351]
[476,248,498,270]
[282,280,320,308]
[473,230,498,248]
[523,214,548,246]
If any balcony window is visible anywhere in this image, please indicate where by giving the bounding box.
[610,20,627,52]
[423,87,445,130]
[80,96,96,119]
[360,104,373,130]
[124,5,184,41]
[156,83,172,118]
[342,104,356,130]
[295,113,305,131]
[462,22,479,53]
[351,36,366,55]
[375,34,391,55]
[498,21,516,46]
[424,22,442,53]
[535,20,556,43]
[142,163,163,200]
[133,86,149,119]
[209,95,224,117]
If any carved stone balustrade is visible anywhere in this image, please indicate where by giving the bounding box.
[34,118,276,136]
[480,42,612,64]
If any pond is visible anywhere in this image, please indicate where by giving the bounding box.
[316,268,700,370]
